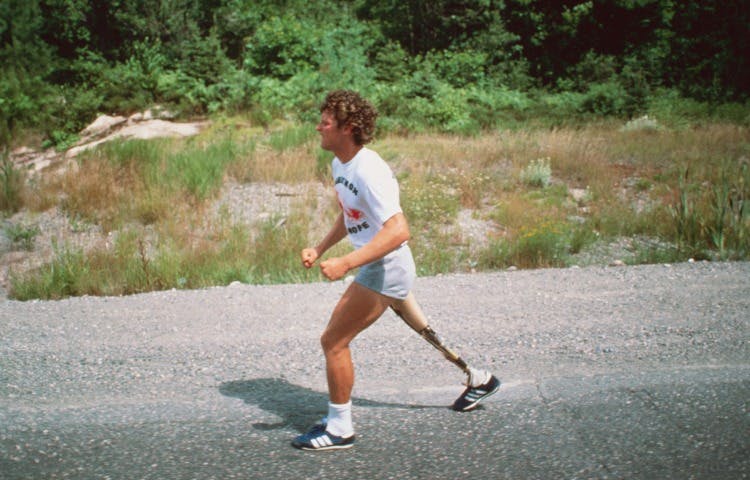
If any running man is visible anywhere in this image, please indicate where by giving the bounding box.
[293,90,500,451]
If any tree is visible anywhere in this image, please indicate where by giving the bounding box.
[356,0,510,55]
[0,0,53,143]
[666,0,749,100]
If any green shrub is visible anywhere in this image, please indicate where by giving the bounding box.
[0,67,52,143]
[565,52,619,90]
[580,81,629,116]
[479,222,570,270]
[411,230,468,276]
[372,41,412,82]
[176,34,232,87]
[426,85,478,134]
[648,89,750,128]
[250,72,323,122]
[621,115,661,133]
[156,70,209,113]
[632,243,687,265]
[426,49,487,88]
[373,78,536,134]
[316,23,377,90]
[401,175,461,227]
[207,68,255,114]
[10,243,89,300]
[49,85,103,141]
[520,158,552,187]
[244,15,318,79]
[532,90,587,125]
[97,41,167,113]
[522,222,569,266]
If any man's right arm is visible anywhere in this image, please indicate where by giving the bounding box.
[301,212,347,268]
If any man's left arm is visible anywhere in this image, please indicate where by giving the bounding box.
[319,213,410,281]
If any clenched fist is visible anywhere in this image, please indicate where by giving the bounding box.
[320,257,350,281]
[301,248,319,268]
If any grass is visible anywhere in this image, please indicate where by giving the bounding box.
[480,222,571,269]
[4,222,40,250]
[1,149,25,213]
[6,117,750,300]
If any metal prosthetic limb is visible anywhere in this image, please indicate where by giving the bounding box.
[390,292,471,374]
[415,326,470,373]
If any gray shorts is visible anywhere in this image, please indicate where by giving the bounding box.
[354,244,416,300]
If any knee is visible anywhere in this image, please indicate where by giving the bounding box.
[320,330,348,356]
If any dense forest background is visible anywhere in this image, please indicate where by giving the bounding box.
[1,0,748,148]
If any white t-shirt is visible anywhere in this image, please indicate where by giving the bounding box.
[331,147,403,250]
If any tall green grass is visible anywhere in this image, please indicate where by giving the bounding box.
[1,149,25,212]
[478,220,575,270]
[167,137,241,200]
[267,125,316,152]
[668,160,749,259]
[9,212,323,300]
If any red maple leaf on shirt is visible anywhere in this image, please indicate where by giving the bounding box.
[345,207,364,220]
[338,199,364,221]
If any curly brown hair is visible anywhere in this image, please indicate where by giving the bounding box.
[319,90,378,145]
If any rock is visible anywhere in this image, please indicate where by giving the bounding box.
[2,251,29,265]
[12,146,34,156]
[80,115,128,140]
[9,148,59,172]
[570,188,589,204]
[568,215,586,224]
[114,119,206,140]
[67,119,208,159]
[10,108,208,172]
[65,139,109,159]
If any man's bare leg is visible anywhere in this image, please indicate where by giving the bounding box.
[292,283,395,450]
[321,281,392,409]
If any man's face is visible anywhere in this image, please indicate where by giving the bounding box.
[316,110,349,152]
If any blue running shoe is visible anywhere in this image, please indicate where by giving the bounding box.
[309,417,327,433]
[292,425,355,451]
[452,373,501,412]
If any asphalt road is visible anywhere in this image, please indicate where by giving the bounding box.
[1,262,748,479]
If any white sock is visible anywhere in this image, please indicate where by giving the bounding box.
[326,401,354,437]
[467,367,491,387]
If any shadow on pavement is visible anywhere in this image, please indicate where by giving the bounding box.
[219,377,442,433]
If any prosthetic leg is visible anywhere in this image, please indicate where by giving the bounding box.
[391,293,472,377]
[391,292,500,411]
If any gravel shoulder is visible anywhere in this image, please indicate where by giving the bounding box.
[2,261,748,407]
